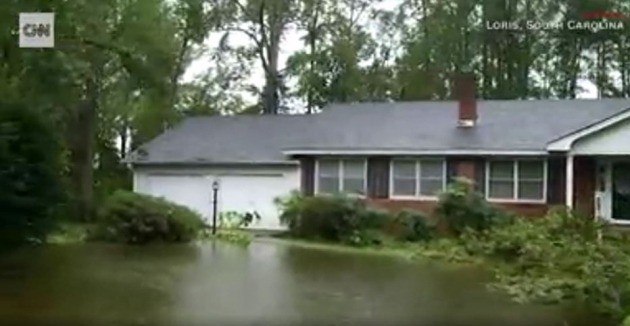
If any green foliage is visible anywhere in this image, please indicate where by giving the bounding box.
[357,206,391,230]
[435,178,512,234]
[275,192,435,246]
[92,190,204,244]
[198,210,259,246]
[275,192,392,246]
[392,209,434,242]
[47,223,92,244]
[458,208,630,320]
[0,102,65,248]
[277,193,364,240]
[215,230,252,245]
[219,210,261,228]
[275,190,306,230]
[200,228,252,246]
[416,237,479,264]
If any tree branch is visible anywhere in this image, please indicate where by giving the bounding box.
[257,0,270,74]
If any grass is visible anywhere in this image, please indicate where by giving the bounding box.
[47,223,256,246]
[263,232,485,265]
[47,222,93,244]
[199,228,254,245]
[258,235,421,260]
[415,237,483,264]
[43,223,478,266]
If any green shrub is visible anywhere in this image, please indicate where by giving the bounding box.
[0,102,65,248]
[417,237,479,263]
[392,209,434,242]
[435,178,512,234]
[459,209,630,319]
[200,228,253,245]
[356,206,390,230]
[219,211,261,228]
[47,223,92,244]
[345,229,388,247]
[275,192,390,244]
[300,195,364,240]
[464,207,605,262]
[546,206,600,240]
[92,190,204,244]
[275,190,304,231]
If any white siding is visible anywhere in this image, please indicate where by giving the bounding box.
[133,165,300,230]
[572,119,630,155]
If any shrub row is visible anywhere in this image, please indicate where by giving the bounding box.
[274,178,512,245]
[459,208,630,320]
[434,178,513,234]
[91,190,205,244]
[274,191,432,245]
[274,180,630,321]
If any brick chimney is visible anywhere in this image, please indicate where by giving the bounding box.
[454,73,477,127]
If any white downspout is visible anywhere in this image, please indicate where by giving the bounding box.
[566,154,574,210]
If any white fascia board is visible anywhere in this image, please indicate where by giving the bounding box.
[547,109,630,152]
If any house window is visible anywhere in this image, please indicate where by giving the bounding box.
[316,159,366,194]
[487,160,546,201]
[391,159,446,198]
[317,160,339,194]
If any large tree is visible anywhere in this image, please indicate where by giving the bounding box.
[0,102,65,248]
[209,0,294,114]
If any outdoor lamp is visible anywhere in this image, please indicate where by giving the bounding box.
[211,180,219,235]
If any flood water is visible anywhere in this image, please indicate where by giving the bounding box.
[0,239,611,325]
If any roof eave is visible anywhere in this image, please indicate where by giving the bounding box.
[546,107,630,152]
[282,149,549,156]
[130,160,299,167]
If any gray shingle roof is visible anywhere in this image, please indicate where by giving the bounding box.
[130,99,630,165]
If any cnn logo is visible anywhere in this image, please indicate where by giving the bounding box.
[19,13,54,48]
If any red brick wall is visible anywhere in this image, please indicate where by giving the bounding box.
[493,202,550,217]
[366,198,446,232]
[367,198,550,218]
[367,198,438,215]
[366,158,552,218]
[303,155,568,218]
[573,157,596,217]
[456,160,476,181]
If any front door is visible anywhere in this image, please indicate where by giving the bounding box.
[612,162,630,220]
[595,161,611,220]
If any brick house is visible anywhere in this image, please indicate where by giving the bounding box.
[130,76,630,230]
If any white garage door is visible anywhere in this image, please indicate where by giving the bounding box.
[136,169,298,230]
[218,175,294,230]
[142,175,212,220]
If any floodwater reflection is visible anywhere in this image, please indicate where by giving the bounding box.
[0,240,611,325]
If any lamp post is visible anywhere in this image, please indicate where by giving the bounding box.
[212,180,219,235]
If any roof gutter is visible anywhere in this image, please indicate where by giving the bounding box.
[282,149,548,156]
[130,160,300,167]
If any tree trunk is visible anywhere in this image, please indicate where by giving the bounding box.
[119,123,128,159]
[70,65,101,221]
[306,3,320,115]
[263,18,282,115]
[260,0,289,115]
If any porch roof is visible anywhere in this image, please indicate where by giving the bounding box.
[547,108,630,154]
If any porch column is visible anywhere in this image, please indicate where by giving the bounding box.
[566,154,574,209]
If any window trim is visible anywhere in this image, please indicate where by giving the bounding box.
[485,159,548,204]
[389,158,447,200]
[314,158,368,196]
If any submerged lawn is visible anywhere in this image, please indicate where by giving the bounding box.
[0,240,610,325]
